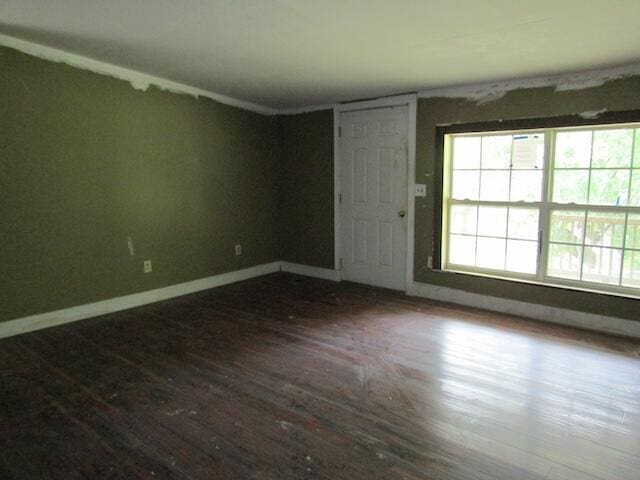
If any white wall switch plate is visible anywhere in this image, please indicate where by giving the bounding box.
[414,184,427,197]
[235,244,242,256]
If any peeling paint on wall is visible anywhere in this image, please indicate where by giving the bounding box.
[418,64,640,105]
[2,30,639,117]
[579,108,608,119]
[0,33,278,115]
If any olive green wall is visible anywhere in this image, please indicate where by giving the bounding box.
[273,78,640,321]
[3,41,639,325]
[416,76,640,321]
[0,46,280,322]
[278,110,335,269]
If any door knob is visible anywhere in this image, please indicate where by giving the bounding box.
[398,210,406,218]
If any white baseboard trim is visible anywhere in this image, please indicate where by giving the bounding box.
[0,261,281,340]
[406,281,640,338]
[6,263,635,340]
[280,261,341,282]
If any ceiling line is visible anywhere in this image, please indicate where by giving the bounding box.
[0,33,280,115]
[2,32,640,116]
[416,63,640,104]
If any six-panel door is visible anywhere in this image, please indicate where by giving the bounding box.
[340,106,408,290]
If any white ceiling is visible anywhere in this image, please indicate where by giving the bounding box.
[2,0,640,110]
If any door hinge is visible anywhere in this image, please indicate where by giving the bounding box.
[338,193,342,203]
[338,126,342,137]
[339,258,343,270]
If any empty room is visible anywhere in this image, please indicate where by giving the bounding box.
[2,1,640,479]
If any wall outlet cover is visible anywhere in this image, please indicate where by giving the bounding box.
[144,260,152,273]
[414,184,427,197]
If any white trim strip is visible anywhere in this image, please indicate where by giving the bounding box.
[417,64,640,104]
[3,260,637,340]
[3,32,639,115]
[405,98,418,289]
[273,64,640,114]
[406,281,640,339]
[0,262,281,339]
[280,261,341,282]
[334,94,418,113]
[333,107,342,271]
[0,33,279,116]
[278,103,337,116]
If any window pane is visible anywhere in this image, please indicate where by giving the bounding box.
[508,208,539,240]
[634,129,640,168]
[510,170,542,202]
[555,131,592,168]
[550,210,585,244]
[481,135,511,169]
[450,205,477,235]
[452,170,480,200]
[478,206,507,237]
[622,250,640,288]
[445,127,640,293]
[585,211,625,248]
[582,247,622,285]
[553,170,589,204]
[449,234,476,266]
[548,243,582,279]
[630,170,640,207]
[591,129,633,168]
[626,214,640,250]
[477,237,506,270]
[588,170,630,206]
[506,240,538,274]
[453,137,481,169]
[512,133,544,169]
[480,171,509,201]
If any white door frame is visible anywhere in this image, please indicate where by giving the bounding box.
[333,94,417,292]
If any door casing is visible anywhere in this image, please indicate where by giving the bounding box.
[333,94,417,292]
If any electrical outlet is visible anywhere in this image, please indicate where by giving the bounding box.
[144,260,152,273]
[414,184,427,197]
[235,244,242,256]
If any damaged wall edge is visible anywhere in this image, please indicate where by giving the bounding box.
[417,63,640,105]
[4,31,640,115]
[0,32,279,116]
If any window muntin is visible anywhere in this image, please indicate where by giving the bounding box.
[443,123,640,296]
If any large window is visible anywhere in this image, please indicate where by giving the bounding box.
[442,122,640,296]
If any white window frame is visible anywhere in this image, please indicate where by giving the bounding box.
[442,121,640,299]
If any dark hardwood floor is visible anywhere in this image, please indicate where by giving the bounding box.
[1,273,639,480]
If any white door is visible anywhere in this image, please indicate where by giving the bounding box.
[340,106,408,291]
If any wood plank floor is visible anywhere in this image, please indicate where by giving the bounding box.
[1,273,639,480]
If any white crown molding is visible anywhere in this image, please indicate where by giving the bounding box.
[277,103,337,116]
[417,63,640,104]
[280,261,341,281]
[0,261,282,339]
[406,281,640,339]
[0,33,279,116]
[277,63,640,113]
[2,33,640,117]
